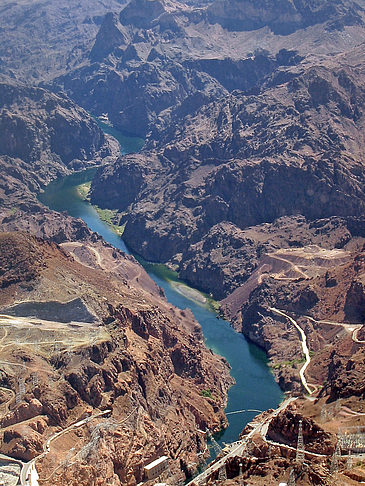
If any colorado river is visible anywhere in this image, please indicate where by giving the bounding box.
[39,132,282,448]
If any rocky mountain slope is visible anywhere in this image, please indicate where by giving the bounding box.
[220,244,365,389]
[90,46,365,295]
[0,0,127,82]
[0,72,232,484]
[50,0,365,137]
[0,79,118,213]
[207,0,364,34]
[0,232,231,485]
[1,0,365,484]
[83,9,365,483]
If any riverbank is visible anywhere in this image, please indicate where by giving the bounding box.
[76,182,217,310]
[76,181,125,237]
[39,166,283,448]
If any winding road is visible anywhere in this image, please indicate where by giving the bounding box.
[304,314,365,344]
[270,307,315,395]
[20,409,111,486]
[186,398,296,485]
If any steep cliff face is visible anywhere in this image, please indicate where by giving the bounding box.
[0,232,232,485]
[178,217,363,300]
[90,12,131,62]
[53,53,226,138]
[0,80,118,210]
[207,0,364,34]
[91,49,365,276]
[119,0,166,28]
[0,81,112,166]
[218,245,365,393]
[50,0,365,139]
[0,0,127,82]
[325,346,365,400]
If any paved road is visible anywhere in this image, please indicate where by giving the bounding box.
[304,314,364,344]
[270,307,314,395]
[0,454,23,466]
[186,398,296,485]
[20,409,111,485]
[351,326,365,344]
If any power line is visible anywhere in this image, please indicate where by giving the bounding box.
[296,420,305,464]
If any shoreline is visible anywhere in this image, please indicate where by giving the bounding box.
[171,281,208,305]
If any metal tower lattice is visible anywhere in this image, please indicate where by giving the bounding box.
[346,451,353,470]
[330,441,341,475]
[296,420,305,464]
[16,377,25,404]
[218,465,227,481]
[31,373,38,387]
[320,406,327,423]
[210,435,223,457]
[288,468,296,486]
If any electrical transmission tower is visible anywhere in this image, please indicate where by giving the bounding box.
[211,437,222,456]
[320,406,327,423]
[246,439,254,456]
[31,373,38,387]
[296,420,305,464]
[346,451,353,470]
[288,468,296,486]
[218,465,227,481]
[209,435,223,457]
[330,441,341,475]
[16,377,25,404]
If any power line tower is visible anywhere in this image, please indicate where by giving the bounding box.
[206,429,223,457]
[267,444,272,458]
[246,439,254,456]
[31,373,39,388]
[320,406,327,423]
[16,377,25,404]
[346,450,353,470]
[210,436,223,457]
[217,464,227,482]
[330,441,341,476]
[296,420,305,464]
[288,468,296,486]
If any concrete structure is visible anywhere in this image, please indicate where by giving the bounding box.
[24,462,39,486]
[144,456,169,480]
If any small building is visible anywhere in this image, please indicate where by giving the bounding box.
[144,456,169,480]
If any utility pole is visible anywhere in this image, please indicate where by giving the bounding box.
[218,465,227,482]
[288,468,296,486]
[16,376,25,404]
[330,441,341,476]
[296,420,305,464]
[31,372,39,387]
[206,429,223,457]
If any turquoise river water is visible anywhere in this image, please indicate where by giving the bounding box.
[39,130,283,449]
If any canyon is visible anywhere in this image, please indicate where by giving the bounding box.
[0,78,233,485]
[0,0,365,484]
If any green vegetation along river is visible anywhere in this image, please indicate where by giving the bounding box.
[39,130,283,450]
